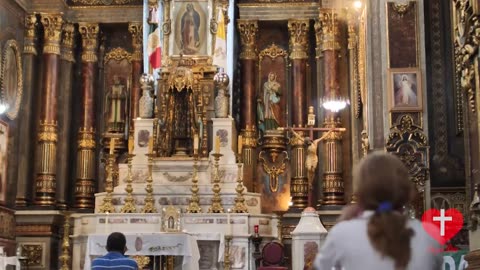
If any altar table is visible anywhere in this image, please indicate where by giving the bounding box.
[84,233,200,270]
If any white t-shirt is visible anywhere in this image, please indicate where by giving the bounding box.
[314,211,443,270]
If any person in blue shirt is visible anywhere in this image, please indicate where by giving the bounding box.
[91,232,138,270]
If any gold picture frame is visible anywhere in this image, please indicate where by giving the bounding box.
[388,68,423,112]
[161,205,181,232]
[0,39,23,120]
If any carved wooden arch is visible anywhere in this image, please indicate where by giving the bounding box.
[386,114,429,216]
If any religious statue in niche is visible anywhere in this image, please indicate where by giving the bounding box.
[181,3,201,54]
[105,75,128,133]
[257,72,282,136]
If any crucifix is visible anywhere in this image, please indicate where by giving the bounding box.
[282,106,346,208]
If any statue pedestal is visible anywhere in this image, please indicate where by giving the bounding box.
[133,118,154,164]
[210,117,238,165]
[291,208,327,270]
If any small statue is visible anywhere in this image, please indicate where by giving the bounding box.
[105,75,127,133]
[139,74,155,118]
[361,130,369,157]
[214,69,230,118]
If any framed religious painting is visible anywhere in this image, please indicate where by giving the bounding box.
[0,121,7,203]
[0,39,23,120]
[388,68,423,112]
[167,0,213,56]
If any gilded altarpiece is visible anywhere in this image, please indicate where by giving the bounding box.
[103,48,132,136]
[257,44,290,213]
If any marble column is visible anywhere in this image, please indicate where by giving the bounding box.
[56,23,76,209]
[128,22,143,133]
[237,20,258,192]
[319,9,345,206]
[16,14,37,207]
[74,23,99,210]
[34,14,64,207]
[288,19,309,210]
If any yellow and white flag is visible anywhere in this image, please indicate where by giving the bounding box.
[212,9,227,70]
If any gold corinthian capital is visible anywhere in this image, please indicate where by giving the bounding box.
[129,22,143,61]
[288,19,309,60]
[61,23,76,62]
[318,9,341,52]
[79,23,99,63]
[237,20,258,60]
[40,13,64,55]
[24,14,37,55]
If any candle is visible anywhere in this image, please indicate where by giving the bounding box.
[148,137,153,154]
[215,135,220,154]
[237,135,243,155]
[193,134,199,155]
[227,209,232,236]
[109,138,115,155]
[128,137,134,154]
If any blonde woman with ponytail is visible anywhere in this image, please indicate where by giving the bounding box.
[314,152,442,270]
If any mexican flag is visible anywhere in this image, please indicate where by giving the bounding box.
[147,1,163,70]
[212,9,227,70]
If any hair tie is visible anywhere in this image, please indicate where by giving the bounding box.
[376,201,393,213]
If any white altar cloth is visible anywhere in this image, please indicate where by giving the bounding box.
[84,233,200,270]
[0,256,20,269]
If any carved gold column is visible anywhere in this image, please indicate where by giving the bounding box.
[56,23,76,209]
[288,19,309,210]
[128,22,143,134]
[34,14,64,206]
[319,9,345,206]
[16,14,37,207]
[237,20,258,192]
[74,23,99,210]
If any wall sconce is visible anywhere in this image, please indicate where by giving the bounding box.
[258,129,289,193]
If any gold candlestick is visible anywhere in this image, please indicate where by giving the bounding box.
[59,213,71,270]
[224,235,233,270]
[232,159,248,213]
[99,153,116,213]
[121,153,137,213]
[141,153,157,213]
[208,153,225,213]
[186,154,202,213]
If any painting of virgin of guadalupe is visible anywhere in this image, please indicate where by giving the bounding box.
[173,0,208,55]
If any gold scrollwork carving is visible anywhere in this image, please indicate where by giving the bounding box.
[40,14,64,55]
[38,121,58,142]
[61,23,76,62]
[241,126,257,148]
[237,20,258,60]
[259,151,288,192]
[79,23,100,63]
[392,2,413,16]
[386,114,429,212]
[21,244,43,266]
[288,19,309,59]
[0,39,23,120]
[453,0,480,114]
[24,14,37,55]
[314,20,322,58]
[104,47,132,63]
[78,128,96,149]
[131,256,150,269]
[128,22,143,61]
[72,0,141,5]
[318,9,341,51]
[259,43,288,59]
